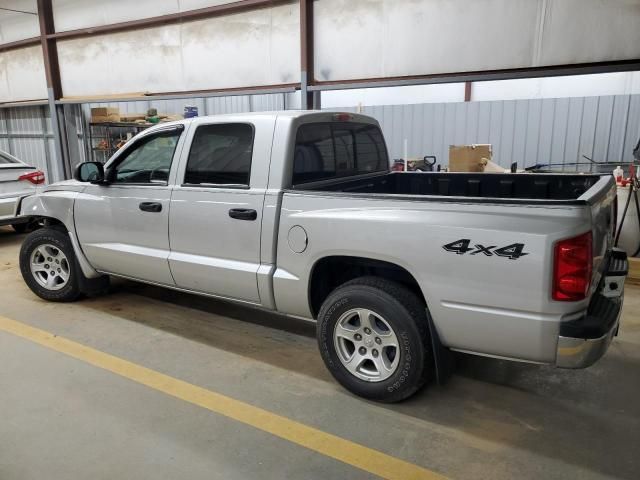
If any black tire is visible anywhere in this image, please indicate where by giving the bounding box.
[11,223,28,234]
[20,227,83,302]
[317,276,432,403]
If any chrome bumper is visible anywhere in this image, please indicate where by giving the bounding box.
[556,311,620,368]
[556,248,627,369]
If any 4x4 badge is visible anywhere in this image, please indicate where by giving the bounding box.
[443,239,528,260]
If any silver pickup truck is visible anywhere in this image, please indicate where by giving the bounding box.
[16,111,627,402]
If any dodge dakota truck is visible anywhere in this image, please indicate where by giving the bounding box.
[16,111,627,402]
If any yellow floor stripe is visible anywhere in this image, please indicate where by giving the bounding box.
[0,315,447,480]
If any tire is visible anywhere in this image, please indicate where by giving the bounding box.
[19,227,83,302]
[12,223,28,234]
[317,276,432,403]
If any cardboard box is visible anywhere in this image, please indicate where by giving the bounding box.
[90,107,120,123]
[449,144,492,172]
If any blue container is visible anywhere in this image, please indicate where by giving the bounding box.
[184,105,199,118]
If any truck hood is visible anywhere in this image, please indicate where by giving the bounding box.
[42,179,88,193]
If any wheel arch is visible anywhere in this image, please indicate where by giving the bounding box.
[19,193,101,279]
[308,255,426,318]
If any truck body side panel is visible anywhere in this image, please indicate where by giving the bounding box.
[274,192,595,363]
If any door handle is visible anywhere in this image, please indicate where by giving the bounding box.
[139,202,162,213]
[228,208,257,221]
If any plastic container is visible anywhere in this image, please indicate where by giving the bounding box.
[613,166,624,184]
[184,105,199,118]
[616,185,640,256]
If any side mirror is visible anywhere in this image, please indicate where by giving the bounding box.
[75,162,105,183]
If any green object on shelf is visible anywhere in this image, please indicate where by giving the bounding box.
[147,116,159,124]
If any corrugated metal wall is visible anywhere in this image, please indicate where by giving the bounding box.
[0,105,86,183]
[84,93,288,119]
[329,94,640,169]
[65,92,640,175]
[0,106,56,181]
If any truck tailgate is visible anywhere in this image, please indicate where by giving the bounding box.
[579,175,618,292]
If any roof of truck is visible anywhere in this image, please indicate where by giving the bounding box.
[143,110,377,131]
[182,110,361,120]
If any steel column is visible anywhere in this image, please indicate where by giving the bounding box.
[464,82,472,102]
[300,0,314,109]
[37,0,66,181]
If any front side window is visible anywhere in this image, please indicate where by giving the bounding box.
[184,123,254,187]
[111,130,181,184]
[293,123,388,185]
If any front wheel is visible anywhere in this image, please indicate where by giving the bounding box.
[19,228,82,302]
[317,277,432,403]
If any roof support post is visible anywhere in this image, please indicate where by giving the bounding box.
[37,0,66,181]
[300,0,314,109]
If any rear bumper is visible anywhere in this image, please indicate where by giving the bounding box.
[0,195,22,225]
[556,248,627,368]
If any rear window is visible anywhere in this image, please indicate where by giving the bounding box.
[293,123,388,185]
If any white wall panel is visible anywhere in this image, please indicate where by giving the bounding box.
[0,1,39,43]
[58,25,184,96]
[180,4,300,90]
[57,3,299,97]
[53,0,265,32]
[0,46,47,102]
[540,0,640,66]
[315,0,640,82]
[315,0,540,82]
[53,0,178,31]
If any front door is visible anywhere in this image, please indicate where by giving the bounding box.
[168,121,264,303]
[74,127,184,285]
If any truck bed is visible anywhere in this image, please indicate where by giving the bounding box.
[293,172,603,203]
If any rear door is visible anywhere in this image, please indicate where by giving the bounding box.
[168,118,273,304]
[74,126,185,284]
[0,152,37,221]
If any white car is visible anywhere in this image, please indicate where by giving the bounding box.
[0,150,45,233]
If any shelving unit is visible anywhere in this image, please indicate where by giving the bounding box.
[88,122,152,162]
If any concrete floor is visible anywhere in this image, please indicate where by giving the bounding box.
[0,226,638,480]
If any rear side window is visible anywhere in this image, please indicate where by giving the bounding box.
[293,122,388,185]
[185,123,254,186]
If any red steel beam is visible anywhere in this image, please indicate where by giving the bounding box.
[0,36,41,53]
[464,81,472,102]
[37,0,62,99]
[309,59,640,91]
[300,0,314,109]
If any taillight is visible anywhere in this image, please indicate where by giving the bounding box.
[552,232,592,301]
[333,113,353,122]
[18,170,45,185]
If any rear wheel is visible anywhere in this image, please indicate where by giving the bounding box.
[20,228,82,302]
[317,277,432,402]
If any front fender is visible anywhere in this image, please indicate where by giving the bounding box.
[19,191,101,279]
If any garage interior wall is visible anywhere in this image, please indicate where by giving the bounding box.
[55,2,301,97]
[328,94,640,168]
[77,92,640,171]
[2,0,640,178]
[0,105,83,182]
